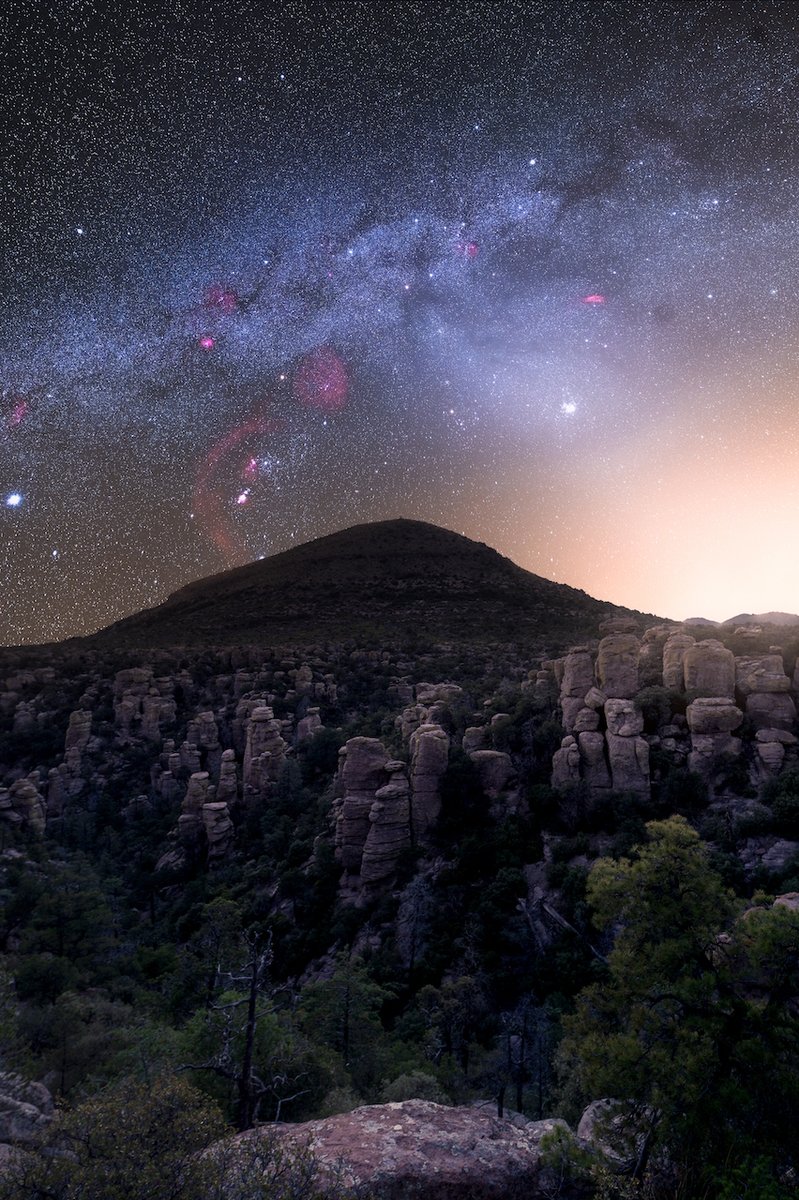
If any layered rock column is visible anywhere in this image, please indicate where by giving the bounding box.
[361,762,411,890]
[409,724,449,841]
[335,738,390,874]
[243,707,288,799]
[604,700,649,795]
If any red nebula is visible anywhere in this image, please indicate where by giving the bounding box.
[3,394,29,430]
[192,415,275,558]
[293,346,349,413]
[581,293,606,305]
[242,456,259,481]
[456,241,480,259]
[198,335,216,350]
[203,285,239,314]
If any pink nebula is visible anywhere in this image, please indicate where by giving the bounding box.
[293,346,349,413]
[203,285,239,314]
[5,396,28,429]
[456,241,480,259]
[198,335,216,350]
[581,294,606,305]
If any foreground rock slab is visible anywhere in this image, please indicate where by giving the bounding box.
[230,1100,576,1199]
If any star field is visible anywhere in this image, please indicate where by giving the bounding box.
[3,0,799,644]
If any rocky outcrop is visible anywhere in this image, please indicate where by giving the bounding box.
[0,776,47,834]
[559,648,595,732]
[685,698,743,736]
[0,1073,53,1150]
[578,731,611,794]
[683,640,736,698]
[243,707,288,797]
[746,692,797,732]
[552,736,581,789]
[297,708,323,741]
[662,632,695,690]
[595,634,640,699]
[468,750,514,798]
[735,654,791,697]
[604,699,643,738]
[202,801,234,863]
[606,733,649,795]
[638,625,675,686]
[360,762,411,890]
[64,709,92,752]
[409,724,449,841]
[336,738,390,874]
[227,1100,575,1199]
[215,749,239,806]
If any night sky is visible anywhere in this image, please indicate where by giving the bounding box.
[3,0,799,645]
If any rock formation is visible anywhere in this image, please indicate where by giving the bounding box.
[227,1100,575,1199]
[360,761,411,890]
[409,724,449,841]
[335,737,391,875]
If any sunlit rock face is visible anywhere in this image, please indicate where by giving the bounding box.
[550,622,799,804]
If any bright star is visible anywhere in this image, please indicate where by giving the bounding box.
[5,493,23,507]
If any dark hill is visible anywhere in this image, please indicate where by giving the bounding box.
[82,519,661,651]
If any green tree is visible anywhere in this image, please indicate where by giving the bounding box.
[557,816,799,1194]
[297,952,392,1096]
[0,1075,226,1200]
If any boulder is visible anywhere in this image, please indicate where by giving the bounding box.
[297,708,323,741]
[755,728,798,745]
[0,1073,53,1147]
[662,632,695,690]
[415,682,464,706]
[462,726,489,753]
[638,638,668,686]
[735,654,791,697]
[685,698,743,736]
[560,648,595,698]
[683,640,735,698]
[187,711,220,751]
[746,692,796,732]
[6,778,46,835]
[604,699,644,738]
[64,709,92,752]
[577,1099,650,1171]
[756,740,785,773]
[599,616,639,635]
[202,802,234,863]
[688,733,741,776]
[226,1100,574,1199]
[578,731,611,794]
[552,736,581,789]
[469,750,514,797]
[606,733,649,795]
[595,634,640,699]
[573,707,600,733]
[560,696,586,733]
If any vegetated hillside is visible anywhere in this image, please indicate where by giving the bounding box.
[77,519,660,652]
[4,531,799,1197]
